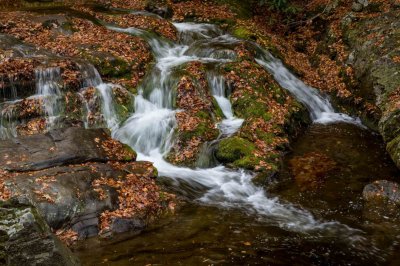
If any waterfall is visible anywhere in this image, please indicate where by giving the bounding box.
[207,73,243,136]
[255,52,364,126]
[34,67,62,127]
[79,63,103,88]
[103,22,363,238]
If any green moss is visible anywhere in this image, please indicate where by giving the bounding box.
[234,155,260,170]
[82,52,132,78]
[232,93,272,121]
[122,144,137,161]
[232,27,254,40]
[216,136,255,163]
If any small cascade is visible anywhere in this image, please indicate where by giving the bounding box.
[79,63,103,88]
[0,100,20,139]
[95,83,122,132]
[34,67,62,127]
[106,21,365,238]
[207,73,243,136]
[255,51,363,126]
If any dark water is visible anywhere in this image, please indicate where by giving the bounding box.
[74,123,400,265]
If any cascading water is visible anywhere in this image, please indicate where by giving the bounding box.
[103,22,364,238]
[207,73,243,136]
[33,67,62,127]
[255,51,364,125]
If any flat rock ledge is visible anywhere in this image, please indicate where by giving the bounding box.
[0,127,175,265]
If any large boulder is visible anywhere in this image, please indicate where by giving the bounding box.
[0,127,175,241]
[0,199,79,265]
[342,7,400,168]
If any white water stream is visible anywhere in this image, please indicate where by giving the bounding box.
[97,22,365,237]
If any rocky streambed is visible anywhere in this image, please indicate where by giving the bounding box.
[1,0,400,265]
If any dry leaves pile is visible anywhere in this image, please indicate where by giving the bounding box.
[98,13,178,41]
[94,162,175,234]
[102,139,136,161]
[55,229,79,246]
[0,170,11,201]
[0,12,152,89]
[171,0,235,22]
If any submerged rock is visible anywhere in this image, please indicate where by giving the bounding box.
[363,180,400,221]
[0,199,79,265]
[289,152,337,191]
[363,180,400,205]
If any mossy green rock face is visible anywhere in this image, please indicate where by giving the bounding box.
[341,9,400,169]
[0,200,79,266]
[215,44,309,176]
[83,51,132,79]
[216,136,255,165]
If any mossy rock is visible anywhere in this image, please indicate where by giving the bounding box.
[216,136,255,164]
[232,27,255,40]
[82,51,132,79]
[387,135,400,169]
[122,143,137,161]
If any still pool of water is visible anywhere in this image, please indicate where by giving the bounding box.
[74,123,400,265]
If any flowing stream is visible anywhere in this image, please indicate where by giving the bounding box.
[97,22,367,237]
[2,13,398,264]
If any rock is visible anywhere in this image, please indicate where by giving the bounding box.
[363,180,400,204]
[289,152,337,191]
[0,128,177,239]
[0,127,136,171]
[357,0,369,7]
[4,161,159,239]
[166,62,220,167]
[214,44,309,175]
[145,0,173,18]
[362,180,400,221]
[352,2,364,12]
[0,199,79,265]
[342,8,400,169]
[6,163,121,236]
[0,127,173,240]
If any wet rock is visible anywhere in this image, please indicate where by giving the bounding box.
[0,127,174,240]
[342,8,400,168]
[0,127,136,171]
[216,44,309,174]
[0,199,79,265]
[362,180,400,221]
[363,180,400,204]
[145,0,173,19]
[167,62,220,166]
[6,163,121,237]
[357,0,369,7]
[352,2,364,12]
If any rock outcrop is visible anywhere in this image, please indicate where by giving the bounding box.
[0,199,80,266]
[0,127,175,253]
